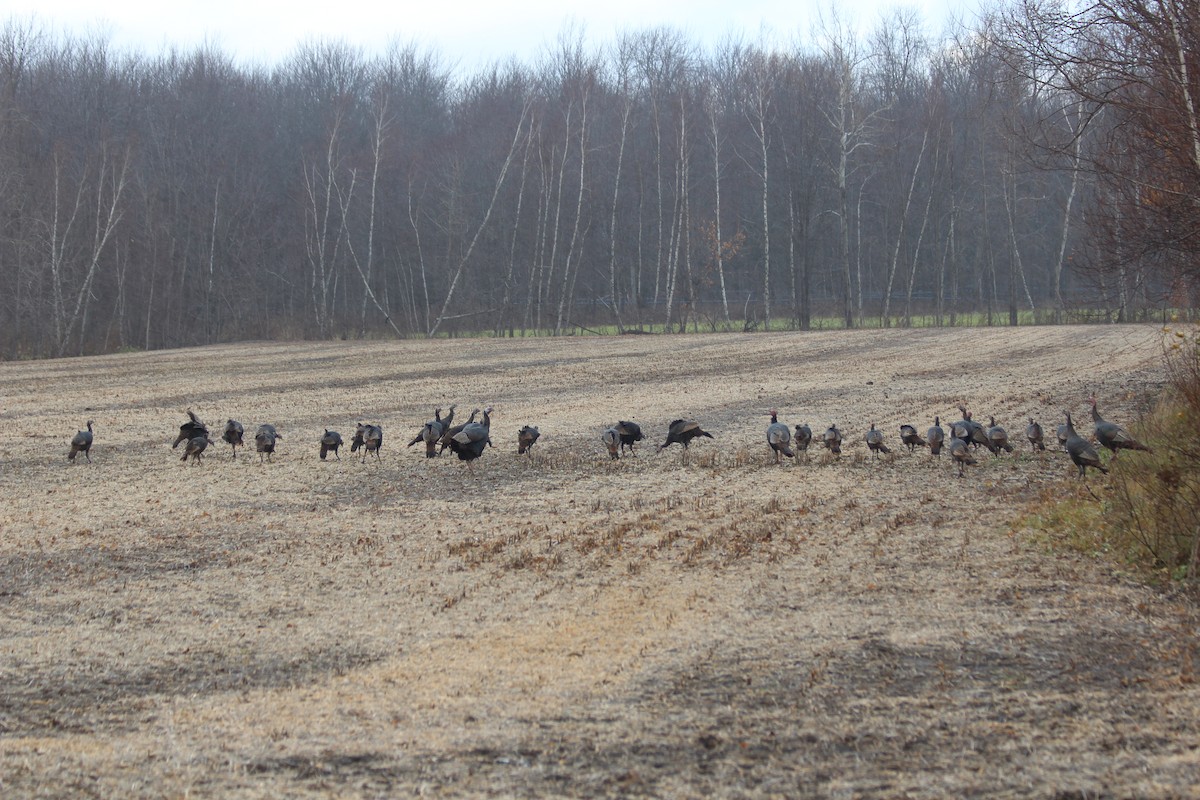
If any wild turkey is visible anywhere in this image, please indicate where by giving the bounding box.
[172,410,208,449]
[954,405,998,454]
[439,404,456,434]
[449,406,493,464]
[320,429,343,461]
[657,419,714,453]
[407,406,441,445]
[766,409,793,463]
[409,406,451,458]
[822,424,843,455]
[1090,396,1153,457]
[865,423,890,459]
[223,419,244,459]
[438,408,478,454]
[181,435,214,464]
[1025,418,1045,451]
[899,423,927,451]
[351,423,384,462]
[793,424,812,453]
[602,427,621,460]
[517,425,540,455]
[1056,422,1070,450]
[949,406,973,442]
[949,437,976,477]
[613,421,644,456]
[255,423,282,463]
[987,416,1013,454]
[68,420,94,462]
[926,417,945,456]
[1064,410,1107,478]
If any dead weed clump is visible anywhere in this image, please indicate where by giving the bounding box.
[1103,328,1200,579]
[1023,326,1200,582]
[1020,483,1111,559]
[449,528,534,568]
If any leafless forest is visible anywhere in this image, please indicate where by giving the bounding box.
[0,1,1198,359]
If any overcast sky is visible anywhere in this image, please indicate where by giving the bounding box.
[5,0,969,73]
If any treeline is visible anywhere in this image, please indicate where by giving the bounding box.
[0,3,1195,358]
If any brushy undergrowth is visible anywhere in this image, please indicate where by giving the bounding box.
[1105,327,1200,580]
[1030,326,1200,582]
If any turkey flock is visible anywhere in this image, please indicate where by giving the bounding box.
[65,395,1151,479]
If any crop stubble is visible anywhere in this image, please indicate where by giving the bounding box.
[0,325,1197,798]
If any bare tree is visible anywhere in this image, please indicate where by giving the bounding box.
[0,11,1159,357]
[817,11,883,328]
[743,47,777,330]
[427,100,530,337]
[291,41,368,337]
[337,75,404,339]
[701,39,743,326]
[46,142,131,356]
[1000,0,1200,300]
[605,34,637,332]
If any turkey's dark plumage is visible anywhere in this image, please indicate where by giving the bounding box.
[613,421,644,456]
[1065,410,1107,478]
[657,419,714,453]
[899,424,926,451]
[173,410,207,449]
[351,423,383,462]
[223,419,244,459]
[793,424,812,453]
[822,424,843,455]
[407,407,442,447]
[439,408,478,455]
[926,416,945,456]
[517,425,540,455]
[69,420,94,462]
[1090,397,1153,457]
[255,423,282,463]
[320,429,343,461]
[181,435,214,464]
[949,437,976,477]
[987,416,1013,454]
[449,407,492,463]
[954,405,998,454]
[766,410,793,463]
[410,406,451,458]
[1026,418,1045,451]
[439,404,456,434]
[865,422,890,459]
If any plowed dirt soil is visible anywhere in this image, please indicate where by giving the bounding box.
[1,325,1197,798]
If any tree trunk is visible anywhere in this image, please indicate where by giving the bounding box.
[883,129,928,328]
[555,91,590,336]
[709,102,731,325]
[428,103,527,337]
[496,118,534,337]
[607,101,631,332]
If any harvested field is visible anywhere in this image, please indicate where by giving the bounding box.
[1,324,1198,798]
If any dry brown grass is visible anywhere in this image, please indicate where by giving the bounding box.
[1,325,1198,798]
